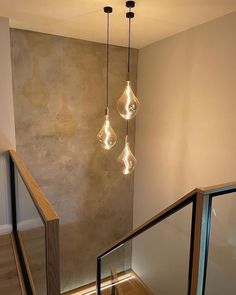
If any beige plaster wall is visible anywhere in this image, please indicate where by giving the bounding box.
[0,17,15,231]
[10,29,137,292]
[133,12,236,294]
[135,11,236,225]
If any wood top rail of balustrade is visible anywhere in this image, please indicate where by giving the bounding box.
[9,149,58,223]
[9,149,60,295]
[98,181,236,259]
[201,181,236,195]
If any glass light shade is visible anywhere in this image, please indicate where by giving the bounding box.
[97,112,117,150]
[117,81,140,120]
[117,135,136,175]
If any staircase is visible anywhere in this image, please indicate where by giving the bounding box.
[1,149,236,294]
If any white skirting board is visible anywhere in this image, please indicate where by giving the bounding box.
[0,223,12,235]
[0,218,42,235]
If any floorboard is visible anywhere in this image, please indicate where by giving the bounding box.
[63,270,153,295]
[0,234,23,295]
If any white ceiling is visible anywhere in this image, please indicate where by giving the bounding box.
[0,0,236,48]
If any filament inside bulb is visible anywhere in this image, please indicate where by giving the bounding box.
[97,113,117,150]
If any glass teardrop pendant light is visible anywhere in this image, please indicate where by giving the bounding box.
[118,123,136,175]
[117,80,140,120]
[97,107,117,150]
[97,6,117,150]
[117,1,140,120]
[117,1,137,175]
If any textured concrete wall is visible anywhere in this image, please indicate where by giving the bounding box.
[10,29,137,292]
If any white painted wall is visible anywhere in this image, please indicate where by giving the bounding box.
[134,10,236,227]
[133,12,236,294]
[0,17,16,233]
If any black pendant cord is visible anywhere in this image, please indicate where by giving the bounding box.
[106,12,110,111]
[104,7,112,115]
[125,1,135,137]
[126,120,129,136]
[126,10,131,138]
[126,1,135,81]
[127,10,131,76]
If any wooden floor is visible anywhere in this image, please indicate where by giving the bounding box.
[19,228,47,295]
[0,234,23,295]
[63,270,153,295]
[101,275,153,295]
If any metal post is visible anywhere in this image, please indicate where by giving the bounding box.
[9,153,33,294]
[9,155,17,233]
[190,192,211,295]
[96,257,102,295]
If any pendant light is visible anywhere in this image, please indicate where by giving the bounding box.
[117,1,140,120]
[117,1,137,175]
[97,7,117,150]
[117,121,137,175]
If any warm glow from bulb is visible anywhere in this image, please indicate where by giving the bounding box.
[123,141,131,175]
[117,136,136,175]
[117,81,140,120]
[104,117,112,149]
[97,114,117,150]
[69,274,135,295]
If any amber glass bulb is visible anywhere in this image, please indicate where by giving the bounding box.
[117,135,136,175]
[117,81,140,120]
[97,108,117,150]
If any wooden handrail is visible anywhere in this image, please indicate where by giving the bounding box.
[98,188,200,258]
[98,181,236,259]
[97,181,236,295]
[9,149,58,223]
[201,181,236,194]
[9,149,60,295]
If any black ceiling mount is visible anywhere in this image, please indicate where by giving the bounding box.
[126,12,134,18]
[126,1,135,8]
[104,6,113,13]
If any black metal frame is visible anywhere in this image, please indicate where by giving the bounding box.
[99,196,195,259]
[10,156,34,294]
[96,193,196,295]
[202,195,212,295]
[201,189,236,294]
[96,185,236,295]
[187,196,197,294]
[9,154,49,295]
